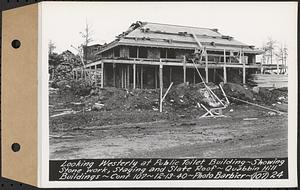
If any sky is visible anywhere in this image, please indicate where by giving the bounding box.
[42,2,297,63]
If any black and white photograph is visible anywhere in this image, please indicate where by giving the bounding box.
[40,1,297,187]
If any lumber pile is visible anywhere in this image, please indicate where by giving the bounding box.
[250,74,288,88]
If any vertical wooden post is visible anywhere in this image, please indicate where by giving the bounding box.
[123,66,125,88]
[141,65,143,89]
[127,65,130,88]
[137,47,139,59]
[125,66,127,88]
[94,65,97,84]
[124,66,127,88]
[242,50,246,85]
[169,67,172,84]
[159,61,163,112]
[223,49,227,83]
[154,66,157,89]
[243,64,246,84]
[213,68,216,83]
[205,50,208,83]
[121,66,124,88]
[122,65,126,88]
[136,66,140,88]
[133,63,136,89]
[193,69,196,84]
[113,63,116,87]
[183,56,186,84]
[124,66,126,88]
[101,61,104,88]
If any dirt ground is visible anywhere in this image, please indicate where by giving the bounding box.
[49,104,287,160]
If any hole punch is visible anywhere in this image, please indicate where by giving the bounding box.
[11,40,21,49]
[11,143,21,152]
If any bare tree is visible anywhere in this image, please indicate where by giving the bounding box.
[80,21,94,46]
[275,44,288,74]
[79,20,94,63]
[263,38,277,64]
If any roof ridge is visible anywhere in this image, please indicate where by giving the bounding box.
[143,21,216,31]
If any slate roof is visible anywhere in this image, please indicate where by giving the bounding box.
[99,21,263,54]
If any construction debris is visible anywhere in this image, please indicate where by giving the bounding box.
[221,82,254,101]
[258,87,288,105]
[243,118,258,121]
[51,80,288,115]
[50,110,78,118]
[227,96,284,114]
[92,103,105,111]
[48,77,288,133]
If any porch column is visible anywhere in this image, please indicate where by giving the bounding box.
[193,69,196,84]
[213,68,216,83]
[154,66,158,89]
[101,61,104,88]
[205,51,208,83]
[141,65,143,89]
[113,63,116,87]
[159,62,163,112]
[127,65,130,88]
[169,67,172,84]
[121,66,124,88]
[183,56,186,84]
[136,66,140,88]
[223,49,227,83]
[133,63,136,89]
[124,66,126,88]
[243,64,246,84]
[242,50,246,84]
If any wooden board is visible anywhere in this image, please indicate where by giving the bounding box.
[250,74,288,88]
